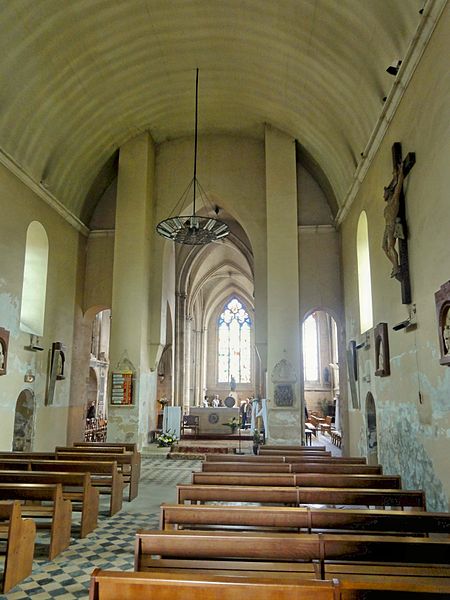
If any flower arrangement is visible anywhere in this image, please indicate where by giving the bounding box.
[156,429,178,447]
[223,417,241,433]
[253,428,262,444]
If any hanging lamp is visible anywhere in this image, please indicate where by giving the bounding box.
[156,69,229,245]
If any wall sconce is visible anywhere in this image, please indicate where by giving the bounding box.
[386,60,402,76]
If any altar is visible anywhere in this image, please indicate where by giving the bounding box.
[189,407,240,435]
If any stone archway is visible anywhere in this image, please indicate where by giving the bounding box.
[366,391,378,465]
[12,389,35,451]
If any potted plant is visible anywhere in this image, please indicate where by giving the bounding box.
[252,428,262,455]
[223,416,240,434]
[156,429,178,448]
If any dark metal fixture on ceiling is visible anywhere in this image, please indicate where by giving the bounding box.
[156,69,229,245]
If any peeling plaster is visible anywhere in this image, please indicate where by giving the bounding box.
[377,400,448,512]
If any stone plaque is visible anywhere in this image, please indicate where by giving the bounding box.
[274,384,294,407]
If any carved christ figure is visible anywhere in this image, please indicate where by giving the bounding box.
[382,161,405,279]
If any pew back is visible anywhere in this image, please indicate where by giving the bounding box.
[89,569,340,600]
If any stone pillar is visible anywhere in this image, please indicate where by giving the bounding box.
[174,292,187,408]
[108,132,155,448]
[265,125,302,443]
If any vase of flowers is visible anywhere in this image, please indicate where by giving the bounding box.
[223,416,240,434]
[156,429,178,448]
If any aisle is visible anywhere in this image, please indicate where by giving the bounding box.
[3,458,200,600]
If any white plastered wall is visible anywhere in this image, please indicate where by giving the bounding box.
[341,5,450,510]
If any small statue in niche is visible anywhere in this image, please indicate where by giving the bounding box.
[0,343,5,371]
[230,375,236,392]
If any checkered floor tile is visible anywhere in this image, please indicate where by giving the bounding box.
[2,457,201,599]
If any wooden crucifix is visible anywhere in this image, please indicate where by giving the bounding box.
[382,142,415,304]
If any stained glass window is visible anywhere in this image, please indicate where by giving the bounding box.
[218,298,251,383]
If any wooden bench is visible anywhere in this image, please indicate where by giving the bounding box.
[259,448,331,457]
[262,445,327,452]
[73,442,141,480]
[134,529,450,580]
[0,470,99,537]
[191,472,401,489]
[55,449,139,501]
[0,458,123,517]
[205,454,367,464]
[89,569,341,600]
[0,502,36,593]
[160,503,450,535]
[177,484,426,509]
[30,460,123,517]
[0,482,72,559]
[201,461,383,474]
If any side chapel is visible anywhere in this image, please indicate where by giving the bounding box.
[0,1,449,513]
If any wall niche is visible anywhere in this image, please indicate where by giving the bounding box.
[435,280,450,367]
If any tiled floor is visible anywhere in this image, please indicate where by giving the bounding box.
[2,458,200,599]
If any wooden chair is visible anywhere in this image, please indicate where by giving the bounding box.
[181,415,200,438]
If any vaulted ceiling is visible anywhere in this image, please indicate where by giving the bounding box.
[0,0,425,225]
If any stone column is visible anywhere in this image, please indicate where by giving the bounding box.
[265,125,302,443]
[174,292,187,408]
[108,132,155,447]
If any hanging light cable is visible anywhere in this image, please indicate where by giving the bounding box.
[156,69,229,245]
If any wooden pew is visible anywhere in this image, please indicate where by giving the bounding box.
[201,461,383,474]
[205,454,367,464]
[0,451,55,460]
[0,483,72,559]
[0,470,99,537]
[73,441,141,481]
[0,502,36,593]
[55,449,139,501]
[0,458,123,517]
[160,503,450,535]
[177,484,426,509]
[89,569,341,600]
[30,460,123,517]
[259,449,330,456]
[262,445,328,452]
[134,530,450,580]
[191,472,401,489]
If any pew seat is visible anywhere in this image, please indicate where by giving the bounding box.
[0,471,99,537]
[0,483,72,559]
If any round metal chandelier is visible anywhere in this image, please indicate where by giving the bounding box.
[156,69,229,245]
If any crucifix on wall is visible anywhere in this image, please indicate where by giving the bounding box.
[382,142,415,304]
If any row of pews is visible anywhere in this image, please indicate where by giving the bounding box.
[0,441,140,593]
[90,443,450,599]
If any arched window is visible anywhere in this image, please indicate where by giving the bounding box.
[218,297,251,383]
[303,313,319,382]
[356,211,373,334]
[20,221,49,336]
